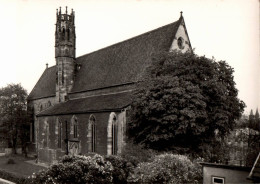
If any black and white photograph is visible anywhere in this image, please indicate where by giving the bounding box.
[0,0,259,183]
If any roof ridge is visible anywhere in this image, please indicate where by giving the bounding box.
[37,91,132,116]
[46,65,56,69]
[69,89,133,101]
[76,19,181,60]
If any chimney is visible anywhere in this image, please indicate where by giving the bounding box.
[46,63,48,69]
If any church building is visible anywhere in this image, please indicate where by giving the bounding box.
[27,7,192,164]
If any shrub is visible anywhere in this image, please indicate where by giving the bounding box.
[0,169,28,184]
[129,153,203,184]
[104,155,134,184]
[27,169,49,184]
[120,142,156,166]
[28,154,113,184]
[6,158,15,164]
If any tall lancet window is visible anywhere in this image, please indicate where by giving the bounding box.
[107,113,117,155]
[58,118,62,149]
[67,29,70,40]
[70,115,78,138]
[87,115,96,152]
[43,121,49,148]
[112,115,117,155]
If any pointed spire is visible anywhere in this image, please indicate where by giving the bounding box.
[255,108,259,119]
[66,6,68,14]
[59,7,61,14]
[250,109,254,115]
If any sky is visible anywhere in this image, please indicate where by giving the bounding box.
[0,0,259,114]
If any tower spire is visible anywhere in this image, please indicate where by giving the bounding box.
[255,108,259,119]
[250,109,254,116]
[55,6,76,102]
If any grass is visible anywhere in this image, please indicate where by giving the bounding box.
[0,154,46,178]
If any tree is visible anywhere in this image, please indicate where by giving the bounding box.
[249,109,260,131]
[128,51,245,154]
[213,113,260,166]
[247,109,260,166]
[0,84,29,154]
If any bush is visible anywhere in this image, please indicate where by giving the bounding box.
[104,155,134,184]
[128,153,202,184]
[6,158,15,164]
[28,154,113,184]
[120,142,156,166]
[0,169,28,184]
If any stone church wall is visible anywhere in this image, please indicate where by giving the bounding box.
[37,110,126,164]
[28,96,56,115]
[27,96,56,146]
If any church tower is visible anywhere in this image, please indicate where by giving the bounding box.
[55,7,76,102]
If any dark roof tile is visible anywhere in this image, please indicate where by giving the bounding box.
[27,66,56,100]
[72,19,181,93]
[37,91,131,116]
[28,17,182,99]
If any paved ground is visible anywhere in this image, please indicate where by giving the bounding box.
[0,178,16,184]
[0,155,46,178]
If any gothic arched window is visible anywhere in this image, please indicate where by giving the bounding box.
[43,121,49,148]
[87,115,96,152]
[58,118,62,149]
[62,27,65,40]
[107,113,117,155]
[177,37,184,49]
[67,28,70,40]
[70,115,78,138]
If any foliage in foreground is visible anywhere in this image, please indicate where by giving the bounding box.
[119,141,156,166]
[104,155,134,184]
[128,153,203,184]
[22,151,203,184]
[128,51,245,153]
[27,154,113,184]
[0,169,28,184]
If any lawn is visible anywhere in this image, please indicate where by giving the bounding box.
[0,155,46,178]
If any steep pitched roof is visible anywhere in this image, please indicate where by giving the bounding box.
[37,91,131,116]
[27,66,56,100]
[28,17,183,100]
[71,18,182,93]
